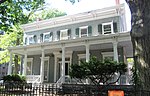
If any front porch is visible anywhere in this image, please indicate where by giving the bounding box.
[7,32,132,84]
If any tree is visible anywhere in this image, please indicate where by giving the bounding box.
[125,0,150,90]
[0,1,67,74]
[0,0,45,31]
[0,0,45,74]
[69,57,127,85]
[29,8,67,22]
[67,0,150,90]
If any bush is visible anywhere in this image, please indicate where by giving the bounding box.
[3,74,26,83]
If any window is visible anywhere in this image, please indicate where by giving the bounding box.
[76,26,92,38]
[40,34,43,42]
[98,21,118,35]
[80,26,88,37]
[60,29,68,40]
[29,35,37,44]
[102,22,113,34]
[60,29,71,40]
[26,58,33,75]
[43,32,53,42]
[29,36,34,44]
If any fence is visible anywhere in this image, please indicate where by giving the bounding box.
[0,83,150,96]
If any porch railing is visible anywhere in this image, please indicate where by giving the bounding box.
[26,75,41,84]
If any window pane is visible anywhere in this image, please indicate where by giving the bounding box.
[29,37,34,44]
[60,30,68,40]
[81,28,87,37]
[103,24,111,34]
[44,34,50,42]
[27,62,32,75]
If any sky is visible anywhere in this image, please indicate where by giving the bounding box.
[45,0,131,31]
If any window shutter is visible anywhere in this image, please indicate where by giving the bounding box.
[75,28,79,37]
[88,26,92,36]
[40,34,43,42]
[98,24,102,34]
[68,29,71,38]
[25,37,27,45]
[50,32,53,40]
[113,22,118,33]
[57,31,60,40]
[33,35,37,43]
[50,32,53,37]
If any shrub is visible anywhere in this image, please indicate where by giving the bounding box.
[3,74,26,83]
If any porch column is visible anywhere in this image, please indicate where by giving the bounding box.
[85,41,90,84]
[113,41,119,84]
[7,51,12,75]
[23,52,27,75]
[54,55,57,82]
[85,42,90,62]
[40,49,45,83]
[61,44,65,83]
[113,41,119,62]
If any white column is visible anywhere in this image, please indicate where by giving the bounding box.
[85,43,90,62]
[23,52,27,75]
[113,42,119,63]
[7,52,12,75]
[54,55,57,82]
[61,44,65,83]
[113,41,119,84]
[40,49,45,83]
[85,41,90,84]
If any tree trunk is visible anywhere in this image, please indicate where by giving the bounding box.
[126,0,150,90]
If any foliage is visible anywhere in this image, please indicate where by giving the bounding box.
[29,8,67,22]
[3,74,26,83]
[0,1,67,65]
[0,0,45,31]
[70,57,127,85]
[131,64,142,87]
[0,25,22,64]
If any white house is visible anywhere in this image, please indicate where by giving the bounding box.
[8,4,133,84]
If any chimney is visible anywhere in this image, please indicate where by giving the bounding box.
[115,0,120,5]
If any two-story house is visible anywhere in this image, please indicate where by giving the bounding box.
[8,4,133,84]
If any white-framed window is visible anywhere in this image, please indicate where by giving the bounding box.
[76,26,92,38]
[102,22,114,34]
[101,52,114,61]
[28,35,37,44]
[43,32,53,42]
[27,58,33,75]
[80,26,88,37]
[60,29,68,40]
[43,32,50,42]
